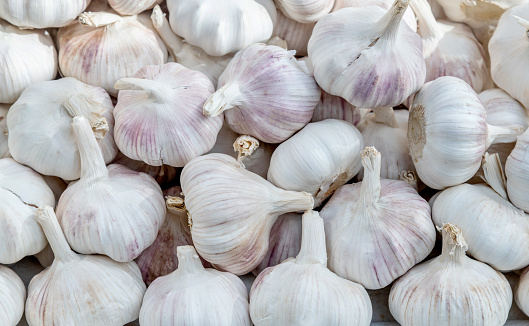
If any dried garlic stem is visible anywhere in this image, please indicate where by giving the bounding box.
[35,206,79,264]
[166,196,186,213]
[373,107,398,127]
[151,5,185,58]
[114,78,171,104]
[399,170,418,191]
[72,116,109,182]
[203,83,244,117]
[360,147,382,205]
[233,135,259,164]
[63,94,109,139]
[176,246,204,274]
[296,210,327,266]
[438,223,468,264]
[78,11,121,27]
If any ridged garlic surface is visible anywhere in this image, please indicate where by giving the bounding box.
[320,147,436,289]
[268,119,364,207]
[389,223,512,326]
[0,158,54,264]
[311,91,364,125]
[0,266,25,326]
[56,116,165,262]
[250,210,372,326]
[436,0,524,29]
[111,151,179,188]
[204,44,320,144]
[276,0,334,23]
[167,0,273,56]
[181,153,314,275]
[57,11,167,97]
[109,0,162,15]
[272,10,315,57]
[0,0,90,28]
[506,129,529,212]
[26,206,146,326]
[515,266,529,318]
[0,105,8,158]
[308,0,426,108]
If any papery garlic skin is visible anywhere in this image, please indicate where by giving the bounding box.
[276,0,334,23]
[268,119,364,207]
[109,0,163,15]
[273,10,315,57]
[0,105,9,158]
[111,151,179,188]
[436,0,524,29]
[506,129,529,212]
[0,266,25,326]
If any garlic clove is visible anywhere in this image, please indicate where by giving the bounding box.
[506,129,529,212]
[276,0,334,23]
[0,265,25,326]
[0,104,9,158]
[111,151,179,188]
[109,0,163,15]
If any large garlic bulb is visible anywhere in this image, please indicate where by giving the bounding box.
[111,151,179,188]
[0,266,25,326]
[320,147,436,289]
[268,119,364,207]
[204,44,320,144]
[26,206,146,326]
[250,210,372,325]
[272,10,315,57]
[311,91,364,125]
[506,129,529,212]
[0,105,8,158]
[436,0,524,29]
[56,116,165,262]
[181,153,314,275]
[515,266,529,317]
[109,0,162,15]
[389,223,512,325]
[276,0,334,23]
[57,11,167,97]
[308,0,426,108]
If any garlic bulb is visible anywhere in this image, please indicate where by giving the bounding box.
[0,105,8,158]
[506,129,529,212]
[26,206,146,326]
[0,0,90,29]
[111,151,179,188]
[389,223,512,326]
[268,119,364,207]
[167,0,273,56]
[308,0,426,108]
[57,11,167,97]
[0,265,25,326]
[114,62,222,167]
[276,0,334,23]
[140,245,251,326]
[203,44,320,143]
[250,210,372,326]
[181,152,314,275]
[515,266,529,317]
[272,10,315,57]
[109,0,162,15]
[320,147,436,289]
[6,77,117,180]
[436,0,524,29]
[0,158,55,264]
[56,116,165,262]
[311,91,364,125]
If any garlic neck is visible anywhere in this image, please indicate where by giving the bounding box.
[439,223,468,265]
[62,94,109,139]
[375,0,410,44]
[151,5,185,58]
[373,107,398,127]
[114,78,172,104]
[203,83,244,117]
[78,11,122,27]
[481,152,508,200]
[410,0,442,39]
[35,206,79,264]
[233,135,259,165]
[360,147,382,206]
[271,190,314,215]
[486,124,523,148]
[166,196,186,214]
[175,245,205,274]
[72,116,109,182]
[295,210,327,266]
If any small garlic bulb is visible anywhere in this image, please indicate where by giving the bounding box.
[276,0,334,23]
[203,44,321,144]
[308,0,426,108]
[268,119,364,207]
[109,0,163,15]
[515,266,529,317]
[0,104,8,158]
[140,245,251,326]
[506,129,529,212]
[0,0,90,28]
[0,266,25,326]
[311,91,364,125]
[26,206,146,326]
[272,10,315,57]
[436,0,524,29]
[320,147,436,289]
[111,151,179,188]
[389,223,512,326]
[250,210,372,326]
[56,116,165,262]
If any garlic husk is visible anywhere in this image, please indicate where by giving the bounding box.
[111,151,179,188]
[506,129,529,212]
[0,104,9,158]
[308,0,426,108]
[389,223,512,325]
[0,158,55,264]
[140,245,251,325]
[311,91,365,125]
[6,77,117,180]
[250,210,372,325]
[0,265,25,326]
[109,0,162,15]
[181,153,314,275]
[56,116,166,262]
[436,0,524,29]
[272,10,315,57]
[276,0,334,23]
[0,0,90,28]
[0,21,58,104]
[268,119,364,207]
[26,206,146,325]
[167,0,273,56]
[321,147,435,289]
[114,62,222,167]
[57,11,168,97]
[203,44,321,144]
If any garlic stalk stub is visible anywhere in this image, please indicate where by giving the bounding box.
[389,223,512,326]
[0,265,25,326]
[250,210,372,326]
[276,0,334,23]
[320,147,436,289]
[56,116,166,262]
[308,0,426,108]
[26,206,146,326]
[506,129,529,212]
[0,105,9,158]
[109,0,163,15]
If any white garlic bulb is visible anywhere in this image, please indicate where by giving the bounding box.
[6,77,117,181]
[506,129,529,212]
[389,223,512,326]
[320,147,436,289]
[308,0,426,108]
[276,0,334,23]
[204,44,320,144]
[0,21,57,104]
[250,210,372,326]
[57,11,167,97]
[0,0,90,28]
[111,151,179,188]
[515,266,529,318]
[56,116,165,262]
[26,206,146,326]
[272,10,315,57]
[0,158,55,264]
[436,0,524,29]
[311,91,364,125]
[140,245,251,326]
[0,104,8,158]
[114,62,222,167]
[0,265,25,326]
[268,119,364,207]
[109,0,162,15]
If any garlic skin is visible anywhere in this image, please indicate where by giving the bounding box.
[204,44,321,144]
[515,266,529,317]
[57,11,168,97]
[320,147,436,290]
[311,91,364,125]
[0,21,57,104]
[167,0,273,56]
[0,158,55,264]
[506,129,529,212]
[250,210,372,326]
[114,63,221,167]
[111,151,179,188]
[26,206,146,326]
[389,223,512,326]
[0,266,25,326]
[308,0,426,108]
[56,116,165,262]
[273,10,315,57]
[268,119,364,207]
[276,0,334,23]
[109,0,163,15]
[181,153,314,275]
[0,105,9,158]
[140,245,251,326]
[436,0,524,29]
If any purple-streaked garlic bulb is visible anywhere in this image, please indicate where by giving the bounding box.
[109,0,163,15]
[272,9,315,57]
[275,0,334,23]
[111,151,179,188]
[311,91,364,125]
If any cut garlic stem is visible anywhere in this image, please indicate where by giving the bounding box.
[233,135,260,164]
[410,0,443,38]
[360,147,382,205]
[175,246,204,274]
[78,11,122,27]
[62,94,109,139]
[35,206,79,264]
[486,123,524,147]
[376,0,410,43]
[114,78,171,104]
[296,210,327,266]
[203,83,244,117]
[481,152,508,200]
[166,196,186,213]
[151,5,185,57]
[272,191,315,214]
[72,116,109,182]
[399,170,418,191]
[373,107,398,127]
[439,223,468,264]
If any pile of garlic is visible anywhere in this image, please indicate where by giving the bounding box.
[2,0,529,325]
